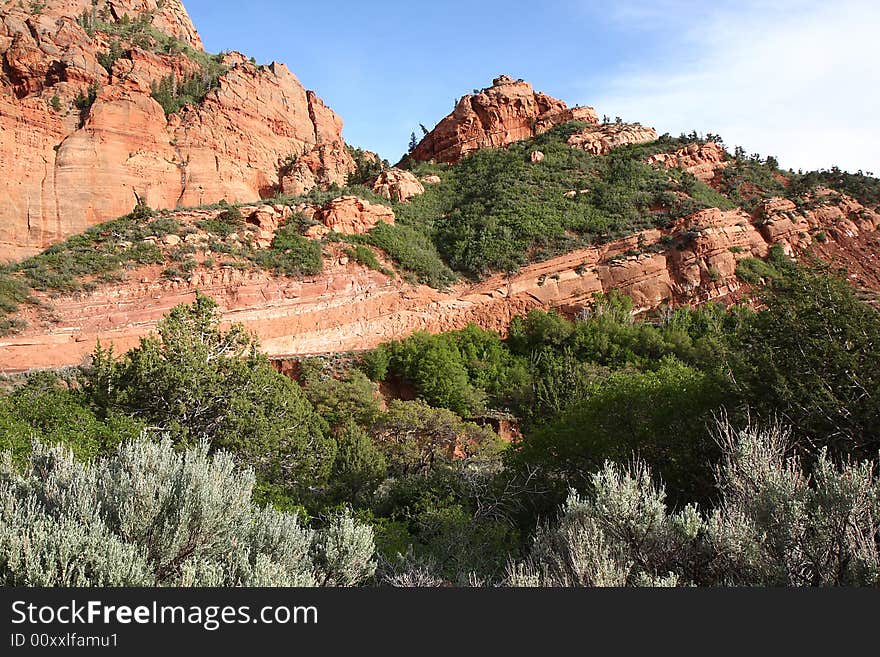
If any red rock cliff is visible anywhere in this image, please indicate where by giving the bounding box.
[0,0,353,261]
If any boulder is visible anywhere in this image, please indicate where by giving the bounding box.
[370,168,425,202]
[316,196,395,235]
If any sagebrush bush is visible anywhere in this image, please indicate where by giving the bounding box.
[0,438,376,587]
[507,418,880,587]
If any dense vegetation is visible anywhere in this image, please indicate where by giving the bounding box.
[3,256,879,586]
[267,125,877,286]
[391,127,732,278]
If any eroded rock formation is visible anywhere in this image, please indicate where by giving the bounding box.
[0,0,353,260]
[370,168,425,203]
[567,123,659,155]
[407,75,599,165]
[648,142,729,183]
[314,196,395,236]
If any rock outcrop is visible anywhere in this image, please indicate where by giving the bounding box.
[315,196,395,236]
[567,123,659,155]
[407,75,599,165]
[648,142,729,183]
[370,168,425,203]
[0,1,353,261]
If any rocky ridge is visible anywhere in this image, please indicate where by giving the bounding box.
[648,142,729,183]
[567,123,659,155]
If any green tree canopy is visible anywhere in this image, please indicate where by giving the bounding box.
[730,262,880,459]
[82,293,335,499]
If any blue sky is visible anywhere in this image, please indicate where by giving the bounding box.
[184,0,879,172]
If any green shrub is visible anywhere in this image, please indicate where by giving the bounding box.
[509,358,729,509]
[327,421,388,505]
[347,147,388,186]
[729,261,880,459]
[0,272,31,315]
[735,245,793,285]
[360,344,391,381]
[74,83,98,124]
[345,245,394,277]
[0,372,144,468]
[198,203,245,237]
[82,293,336,500]
[302,367,383,429]
[789,167,880,208]
[371,400,501,477]
[355,223,454,287]
[376,331,487,416]
[97,39,126,72]
[253,223,323,277]
[720,159,788,210]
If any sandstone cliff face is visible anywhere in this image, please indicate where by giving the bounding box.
[3,193,878,372]
[407,75,599,165]
[0,1,353,261]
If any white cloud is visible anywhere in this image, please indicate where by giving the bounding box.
[585,0,880,173]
